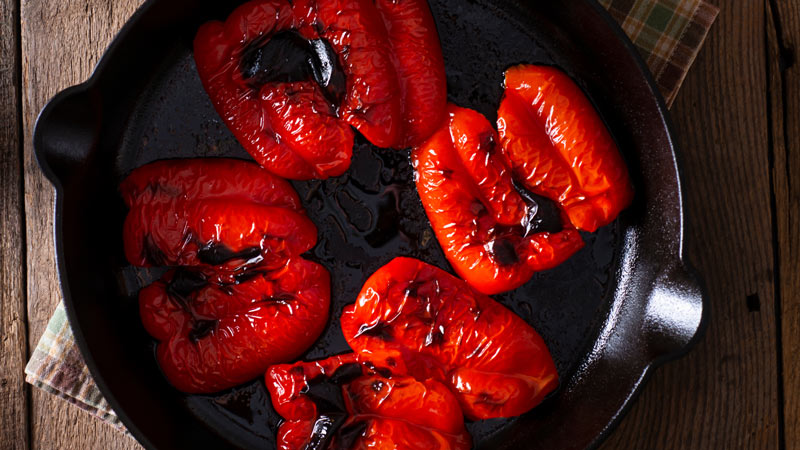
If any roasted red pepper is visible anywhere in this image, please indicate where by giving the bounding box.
[194,0,446,179]
[140,258,329,393]
[497,65,634,232]
[119,158,303,212]
[413,104,585,294]
[266,354,471,450]
[373,0,447,148]
[121,159,317,275]
[341,257,558,420]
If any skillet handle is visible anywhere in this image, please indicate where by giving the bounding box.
[643,263,707,358]
[33,85,101,186]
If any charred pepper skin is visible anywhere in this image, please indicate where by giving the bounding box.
[266,354,471,450]
[122,159,331,393]
[498,65,634,232]
[123,199,317,274]
[293,0,402,149]
[193,0,354,180]
[120,159,317,276]
[194,0,446,178]
[413,104,585,295]
[341,257,559,420]
[141,258,330,394]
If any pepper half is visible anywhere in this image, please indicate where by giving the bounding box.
[266,354,471,450]
[141,258,330,393]
[341,257,559,420]
[497,64,634,232]
[413,104,585,294]
[119,158,303,213]
[121,159,317,277]
[123,159,330,393]
[194,0,446,180]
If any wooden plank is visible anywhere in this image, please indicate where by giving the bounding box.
[20,0,144,449]
[601,0,782,448]
[0,0,29,448]
[767,0,800,448]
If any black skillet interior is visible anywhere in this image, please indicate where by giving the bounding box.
[33,0,706,449]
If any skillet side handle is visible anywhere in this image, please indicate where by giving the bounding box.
[33,85,101,186]
[643,264,708,358]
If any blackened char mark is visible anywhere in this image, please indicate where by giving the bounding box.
[355,321,393,342]
[143,234,167,266]
[486,238,519,266]
[240,30,346,108]
[166,269,208,299]
[336,421,368,450]
[241,32,311,87]
[513,180,564,235]
[188,319,218,342]
[197,243,262,266]
[301,363,364,450]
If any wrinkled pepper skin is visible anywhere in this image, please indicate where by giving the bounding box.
[413,104,585,295]
[120,158,303,212]
[371,0,448,148]
[123,200,317,273]
[266,354,471,450]
[194,0,354,179]
[194,0,445,178]
[341,257,558,420]
[120,159,317,275]
[294,0,447,148]
[293,0,402,149]
[141,258,330,393]
[498,65,634,232]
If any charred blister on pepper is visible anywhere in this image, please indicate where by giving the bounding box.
[140,258,330,394]
[341,257,559,420]
[121,159,318,278]
[265,353,471,450]
[193,0,446,180]
[122,159,331,393]
[413,104,585,295]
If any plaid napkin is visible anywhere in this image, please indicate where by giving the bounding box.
[25,0,718,436]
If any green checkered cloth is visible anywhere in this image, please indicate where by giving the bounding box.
[25,303,125,429]
[599,0,718,106]
[25,0,718,436]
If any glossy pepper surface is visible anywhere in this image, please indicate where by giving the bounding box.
[194,0,353,179]
[413,104,585,294]
[121,159,317,276]
[497,64,634,232]
[194,0,446,180]
[124,199,317,273]
[341,257,558,420]
[119,158,303,212]
[266,354,471,450]
[140,258,330,393]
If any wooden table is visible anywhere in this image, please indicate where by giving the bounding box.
[1,0,796,448]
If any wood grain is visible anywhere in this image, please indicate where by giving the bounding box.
[0,0,29,448]
[601,0,782,448]
[20,0,143,449]
[768,0,800,448]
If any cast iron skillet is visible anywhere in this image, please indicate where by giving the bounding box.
[33,0,707,448]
